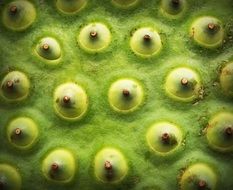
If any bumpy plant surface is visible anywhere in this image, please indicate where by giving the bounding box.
[0,0,233,190]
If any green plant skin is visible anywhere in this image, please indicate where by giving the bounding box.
[0,0,233,190]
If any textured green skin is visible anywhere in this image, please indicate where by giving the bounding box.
[0,0,233,190]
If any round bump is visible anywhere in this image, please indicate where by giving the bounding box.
[56,0,87,14]
[206,112,233,152]
[165,67,201,102]
[161,0,186,16]
[220,62,233,97]
[108,78,144,113]
[2,0,36,31]
[6,117,39,150]
[1,71,30,101]
[78,23,111,53]
[130,27,162,57]
[146,122,183,155]
[94,148,128,183]
[54,83,88,120]
[35,37,61,61]
[190,16,224,48]
[180,163,217,190]
[42,149,76,183]
[0,164,22,190]
[112,0,138,8]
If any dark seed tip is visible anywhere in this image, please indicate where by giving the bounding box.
[181,78,189,85]
[104,161,112,170]
[198,180,207,188]
[161,132,170,143]
[143,34,151,41]
[225,127,232,136]
[15,128,21,135]
[122,89,130,97]
[10,5,17,13]
[51,163,59,171]
[6,80,14,88]
[42,44,49,51]
[63,96,70,103]
[90,31,98,38]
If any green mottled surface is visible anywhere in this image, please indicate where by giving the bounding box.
[0,0,233,190]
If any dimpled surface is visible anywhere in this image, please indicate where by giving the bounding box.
[0,0,233,190]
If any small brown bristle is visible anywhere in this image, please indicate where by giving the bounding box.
[225,127,232,136]
[42,44,49,51]
[104,161,112,170]
[15,128,21,135]
[51,163,59,171]
[172,0,180,5]
[181,78,189,85]
[143,34,151,41]
[63,96,70,103]
[198,180,207,188]
[161,133,170,143]
[122,89,130,97]
[90,31,98,38]
[208,23,216,30]
[10,5,17,13]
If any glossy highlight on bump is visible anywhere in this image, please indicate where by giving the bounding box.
[165,67,202,102]
[94,148,128,183]
[220,62,233,97]
[1,71,30,102]
[42,148,76,183]
[190,16,224,48]
[7,117,39,150]
[206,112,233,152]
[54,82,88,120]
[0,164,22,190]
[130,27,162,57]
[2,0,36,31]
[56,0,87,14]
[78,23,111,52]
[146,122,183,155]
[180,163,217,190]
[108,78,144,113]
[35,37,61,61]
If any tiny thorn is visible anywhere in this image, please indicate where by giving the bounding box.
[10,5,17,13]
[208,23,216,30]
[42,44,49,51]
[181,78,189,85]
[104,161,112,170]
[90,31,98,38]
[122,89,130,97]
[161,132,170,143]
[198,180,207,189]
[63,96,70,103]
[15,128,21,135]
[6,80,14,88]
[143,34,151,42]
[225,127,232,136]
[51,163,59,171]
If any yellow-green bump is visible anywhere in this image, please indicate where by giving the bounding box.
[0,164,22,190]
[165,67,201,102]
[180,163,217,190]
[2,0,36,31]
[56,0,87,14]
[94,148,128,183]
[42,148,76,183]
[78,23,111,53]
[7,117,39,150]
[146,122,183,155]
[190,16,224,48]
[130,27,162,57]
[54,82,88,121]
[108,78,144,113]
[206,112,233,152]
[161,0,186,18]
[112,0,139,9]
[220,62,233,97]
[1,71,30,102]
[35,37,61,62]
